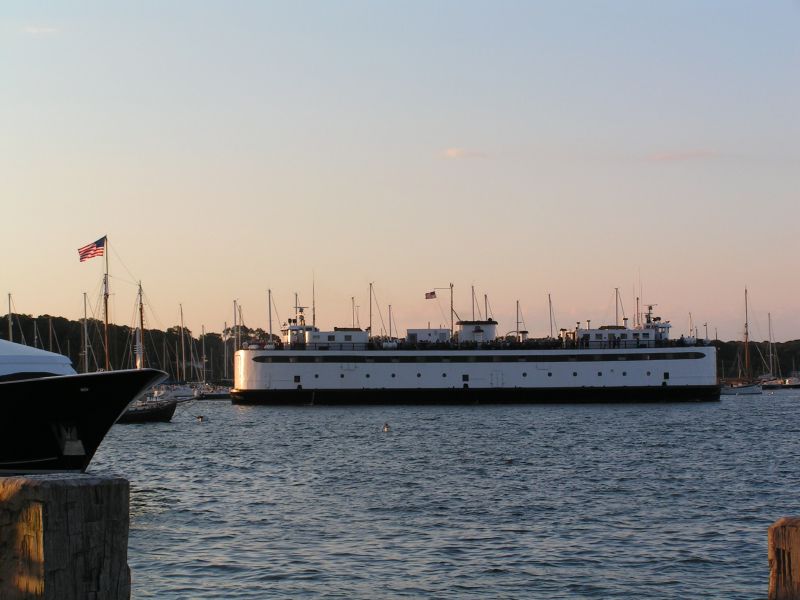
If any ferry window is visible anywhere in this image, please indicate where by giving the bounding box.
[442,373,447,377]
[523,372,528,377]
[462,374,469,382]
[294,375,301,383]
[633,333,639,338]
[340,374,344,378]
[328,335,335,342]
[597,371,602,376]
[663,372,669,380]
[642,333,650,338]
[622,372,627,376]
[573,372,577,377]
[366,374,370,378]
[595,334,603,340]
[312,335,320,341]
[392,373,396,378]
[646,371,651,376]
[417,373,421,378]
[314,374,319,378]
[547,372,552,377]
[345,335,352,342]
[620,334,627,340]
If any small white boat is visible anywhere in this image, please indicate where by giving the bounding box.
[720,382,762,395]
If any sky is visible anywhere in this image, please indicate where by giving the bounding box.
[1,1,798,341]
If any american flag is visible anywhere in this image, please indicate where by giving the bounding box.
[425,291,436,299]
[78,236,106,262]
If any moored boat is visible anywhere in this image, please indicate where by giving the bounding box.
[0,339,165,473]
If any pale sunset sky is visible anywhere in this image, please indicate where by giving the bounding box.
[1,1,798,340]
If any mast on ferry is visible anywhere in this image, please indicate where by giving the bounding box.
[7,293,12,343]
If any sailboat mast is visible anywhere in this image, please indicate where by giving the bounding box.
[744,287,751,379]
[179,304,186,382]
[388,304,392,338]
[136,283,144,369]
[369,282,373,338]
[471,285,475,321]
[768,312,773,376]
[103,238,110,371]
[516,300,520,342]
[615,288,619,327]
[7,293,11,342]
[484,294,488,321]
[201,325,206,383]
[83,292,89,372]
[548,294,553,338]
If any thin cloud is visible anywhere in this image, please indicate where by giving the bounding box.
[647,150,719,163]
[443,147,487,160]
[23,26,59,35]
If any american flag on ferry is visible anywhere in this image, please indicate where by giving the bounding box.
[78,236,106,262]
[425,291,436,299]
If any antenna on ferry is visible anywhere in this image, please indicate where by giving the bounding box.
[471,285,475,321]
[312,274,316,328]
[449,283,454,341]
[369,282,373,338]
[268,289,273,343]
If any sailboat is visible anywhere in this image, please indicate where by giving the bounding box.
[720,288,762,396]
[117,283,178,424]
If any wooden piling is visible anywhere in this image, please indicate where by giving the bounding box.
[769,517,800,600]
[0,474,130,600]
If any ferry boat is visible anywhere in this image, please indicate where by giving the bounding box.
[231,302,720,404]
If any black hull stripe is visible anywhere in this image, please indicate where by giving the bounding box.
[231,385,721,405]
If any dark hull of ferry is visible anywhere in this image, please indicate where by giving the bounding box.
[0,369,166,474]
[232,385,721,405]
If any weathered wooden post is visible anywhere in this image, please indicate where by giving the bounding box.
[0,474,130,600]
[769,517,800,600]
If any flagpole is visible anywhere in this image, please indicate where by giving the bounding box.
[103,236,110,371]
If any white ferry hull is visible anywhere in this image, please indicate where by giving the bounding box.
[232,347,720,404]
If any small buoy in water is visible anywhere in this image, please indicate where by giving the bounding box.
[382,422,390,432]
[196,415,205,423]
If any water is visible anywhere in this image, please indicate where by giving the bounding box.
[90,392,800,598]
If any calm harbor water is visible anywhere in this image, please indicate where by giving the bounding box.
[91,392,800,599]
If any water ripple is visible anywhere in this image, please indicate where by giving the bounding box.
[89,393,800,598]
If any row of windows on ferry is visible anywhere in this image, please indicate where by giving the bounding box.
[291,371,667,381]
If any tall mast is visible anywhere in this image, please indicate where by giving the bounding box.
[83,292,89,372]
[312,275,316,328]
[369,282,373,338]
[548,294,554,338]
[352,296,355,328]
[7,293,11,342]
[388,304,392,338]
[449,283,454,341]
[179,304,186,381]
[103,237,110,370]
[223,320,228,380]
[744,287,751,379]
[48,317,53,352]
[135,282,144,369]
[471,285,475,321]
[268,289,273,343]
[484,294,488,321]
[233,300,238,351]
[201,324,206,383]
[768,312,773,376]
[516,300,520,342]
[615,287,619,327]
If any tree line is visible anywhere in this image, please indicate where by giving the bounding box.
[1,312,271,383]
